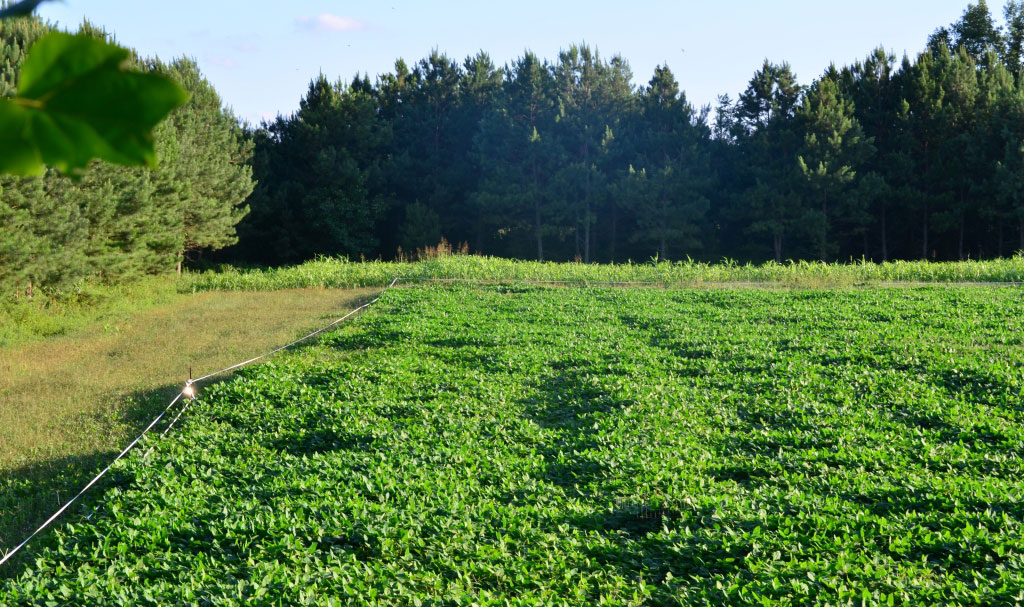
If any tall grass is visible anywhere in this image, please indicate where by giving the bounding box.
[0,277,180,347]
[181,253,1024,292]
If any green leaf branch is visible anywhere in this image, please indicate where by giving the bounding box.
[0,28,188,176]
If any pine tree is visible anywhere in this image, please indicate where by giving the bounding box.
[398,201,441,253]
[155,58,254,272]
[620,65,710,261]
[952,1,1004,63]
[474,52,558,260]
[238,75,385,264]
[797,72,873,260]
[997,139,1024,251]
[993,57,1024,252]
[552,44,609,262]
[405,50,463,244]
[730,61,804,261]
[905,49,951,259]
[456,52,503,251]
[841,48,901,259]
[1005,1,1024,73]
[596,55,636,262]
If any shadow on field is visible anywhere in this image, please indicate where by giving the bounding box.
[1,291,381,579]
[0,450,118,576]
[0,377,219,579]
[519,355,637,492]
[936,367,1022,411]
[571,503,755,601]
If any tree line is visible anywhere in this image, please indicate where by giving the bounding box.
[0,14,253,296]
[5,2,1024,299]
[232,0,1024,265]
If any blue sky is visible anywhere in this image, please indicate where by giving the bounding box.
[39,1,985,125]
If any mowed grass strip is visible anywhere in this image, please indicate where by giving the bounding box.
[0,287,376,557]
[2,285,1024,605]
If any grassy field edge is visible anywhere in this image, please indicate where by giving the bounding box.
[181,255,1024,292]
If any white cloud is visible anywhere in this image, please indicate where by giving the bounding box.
[296,14,367,33]
[207,55,237,69]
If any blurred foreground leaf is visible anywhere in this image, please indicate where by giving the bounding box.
[0,32,188,176]
[0,0,56,19]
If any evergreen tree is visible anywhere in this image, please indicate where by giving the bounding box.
[1004,0,1024,73]
[596,55,637,262]
[620,65,710,261]
[841,48,900,259]
[996,139,1024,251]
[474,52,557,260]
[398,201,441,253]
[208,4,1024,265]
[729,61,804,261]
[1,14,253,293]
[404,50,463,244]
[157,58,254,272]
[552,44,609,262]
[993,57,1024,251]
[456,52,503,251]
[952,0,1005,62]
[236,75,385,263]
[797,72,873,260]
[905,49,951,259]
[0,175,87,295]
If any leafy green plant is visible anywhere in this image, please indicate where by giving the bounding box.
[3,284,1022,604]
[0,0,187,176]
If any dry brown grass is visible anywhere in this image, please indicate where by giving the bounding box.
[0,287,376,556]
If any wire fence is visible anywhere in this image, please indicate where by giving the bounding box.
[2,274,1019,568]
[0,277,401,568]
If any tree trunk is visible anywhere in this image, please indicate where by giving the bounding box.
[957,189,966,260]
[773,234,782,263]
[820,190,829,261]
[583,206,591,263]
[880,205,888,262]
[922,205,930,260]
[533,160,543,261]
[574,213,581,260]
[609,201,618,263]
[177,259,183,275]
[583,144,591,264]
[958,212,965,261]
[534,198,543,262]
[660,233,667,262]
[1019,215,1024,253]
[25,280,32,299]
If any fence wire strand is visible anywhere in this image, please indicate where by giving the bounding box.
[1,274,1018,568]
[0,277,401,568]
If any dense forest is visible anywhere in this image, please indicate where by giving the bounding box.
[0,14,253,296]
[233,0,1024,266]
[4,1,1024,296]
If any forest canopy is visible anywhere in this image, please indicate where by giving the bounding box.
[0,13,253,296]
[5,1,1024,298]
[233,0,1024,266]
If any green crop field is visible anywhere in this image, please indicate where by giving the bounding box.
[2,284,1023,605]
